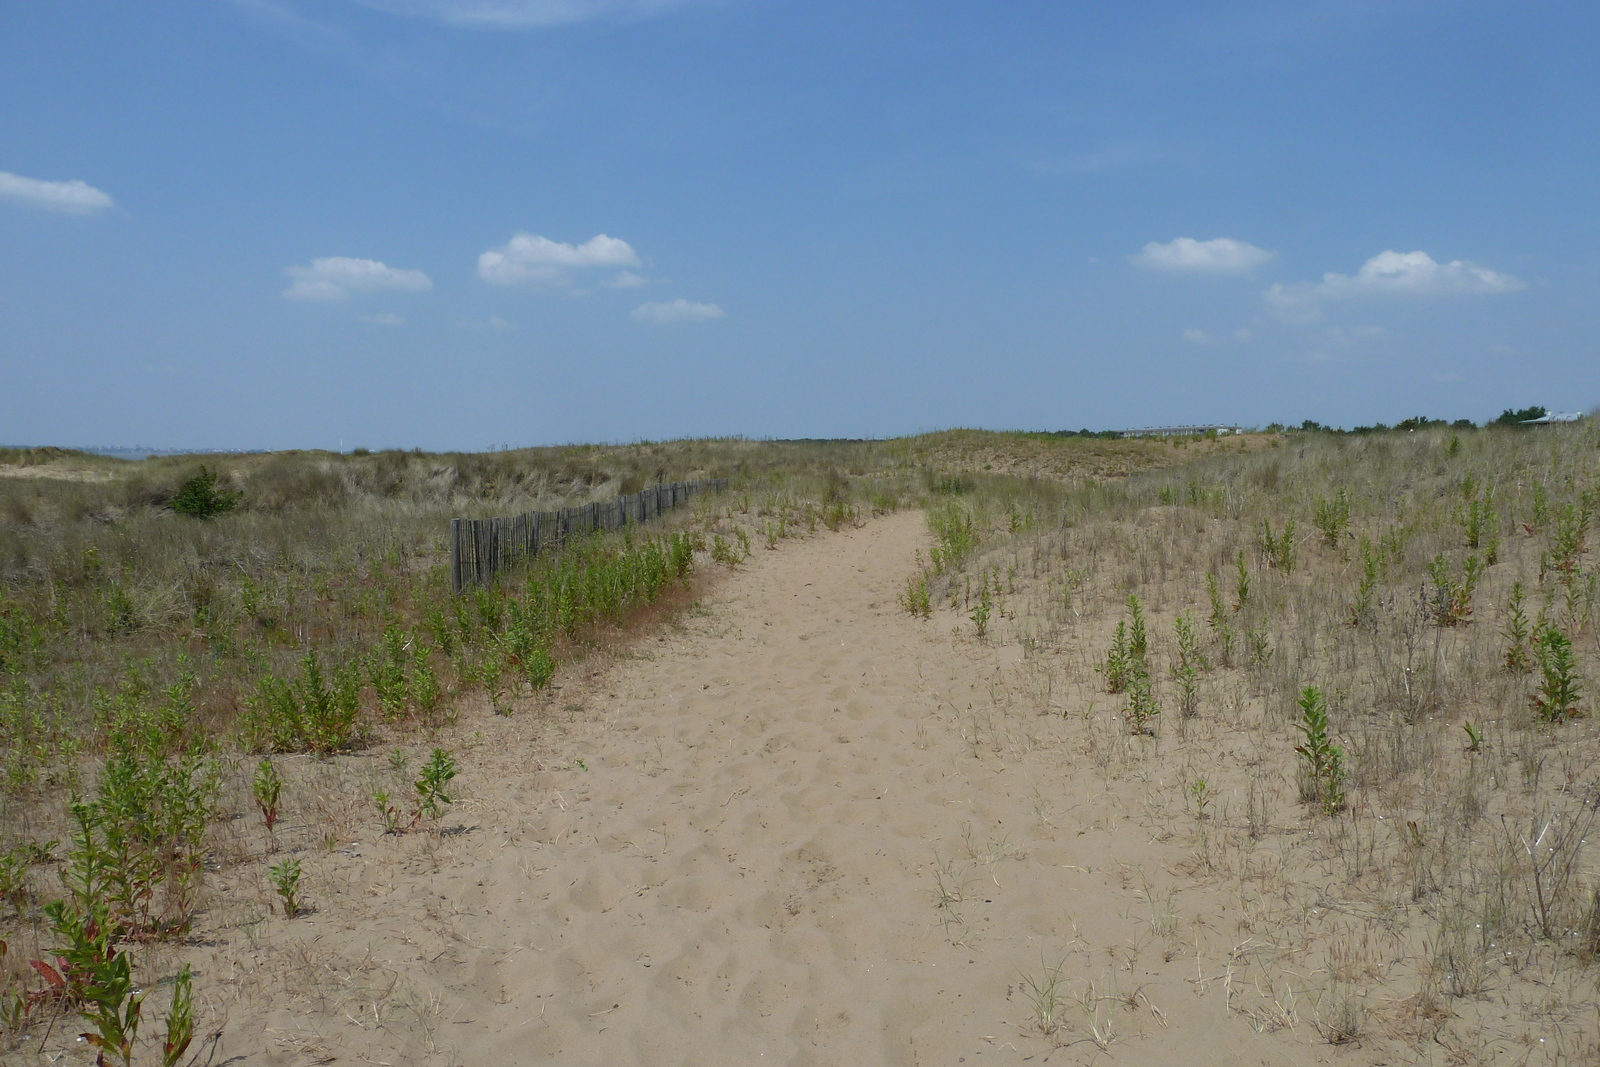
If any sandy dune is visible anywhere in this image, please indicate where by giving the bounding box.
[207,512,1339,1066]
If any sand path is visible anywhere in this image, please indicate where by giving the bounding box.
[237,511,1321,1066]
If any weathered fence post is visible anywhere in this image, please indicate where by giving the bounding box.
[448,476,726,591]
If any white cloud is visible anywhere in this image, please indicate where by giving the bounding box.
[359,313,406,325]
[631,298,724,323]
[1265,250,1524,322]
[282,257,432,301]
[605,270,648,288]
[477,233,641,287]
[347,0,693,28]
[0,171,114,214]
[1315,250,1525,298]
[1182,328,1216,344]
[1132,237,1275,274]
[1233,327,1253,341]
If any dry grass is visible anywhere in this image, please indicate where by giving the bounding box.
[929,421,1600,1063]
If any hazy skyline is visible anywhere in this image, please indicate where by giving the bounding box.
[3,2,1596,450]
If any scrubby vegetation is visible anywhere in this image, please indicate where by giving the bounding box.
[23,417,1593,1059]
[909,418,1600,1060]
[0,430,1212,1056]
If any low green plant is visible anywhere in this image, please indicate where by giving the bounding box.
[1544,500,1590,581]
[162,964,194,1067]
[252,758,282,835]
[1457,489,1500,563]
[415,748,457,824]
[1312,488,1351,549]
[927,502,978,576]
[246,651,364,754]
[40,898,143,1067]
[1098,594,1152,698]
[1349,535,1381,628]
[1126,594,1148,662]
[1099,621,1131,694]
[1257,517,1298,574]
[268,857,302,917]
[1528,482,1551,532]
[970,576,992,638]
[102,583,137,635]
[1205,573,1235,665]
[900,569,932,618]
[1532,622,1582,721]
[711,533,740,566]
[411,640,441,715]
[1463,722,1483,753]
[373,789,402,834]
[1234,549,1250,609]
[367,626,409,720]
[1123,671,1160,735]
[82,741,215,936]
[1294,686,1346,816]
[1019,959,1066,1038]
[1245,626,1272,671]
[1427,554,1483,626]
[1502,582,1534,672]
[1172,613,1206,718]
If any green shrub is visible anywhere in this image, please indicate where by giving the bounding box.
[927,502,978,575]
[1502,582,1533,673]
[244,652,363,754]
[415,748,457,824]
[1098,621,1131,694]
[1312,488,1351,549]
[1294,686,1345,816]
[1532,623,1582,721]
[169,466,239,519]
[1172,613,1207,718]
[1427,555,1483,626]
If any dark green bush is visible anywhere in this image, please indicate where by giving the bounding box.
[1496,406,1547,427]
[169,466,239,519]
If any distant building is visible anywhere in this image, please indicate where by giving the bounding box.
[1115,425,1241,438]
[1520,411,1586,425]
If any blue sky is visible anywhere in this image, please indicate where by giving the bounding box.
[2,1,1596,450]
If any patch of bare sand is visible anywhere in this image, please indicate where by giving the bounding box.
[190,513,1339,1066]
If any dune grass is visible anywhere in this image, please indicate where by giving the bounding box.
[914,421,1600,1060]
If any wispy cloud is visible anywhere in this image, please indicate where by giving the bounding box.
[346,0,696,29]
[1132,237,1274,274]
[1265,249,1525,322]
[283,257,433,301]
[478,233,641,287]
[358,312,406,325]
[1182,328,1216,344]
[605,270,648,288]
[631,298,723,323]
[0,171,114,214]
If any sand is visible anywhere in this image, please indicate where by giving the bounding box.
[188,511,1343,1066]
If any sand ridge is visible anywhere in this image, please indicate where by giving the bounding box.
[213,511,1336,1066]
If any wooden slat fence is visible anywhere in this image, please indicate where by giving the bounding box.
[449,478,729,593]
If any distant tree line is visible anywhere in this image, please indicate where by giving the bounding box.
[1029,406,1563,439]
[1276,406,1551,435]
